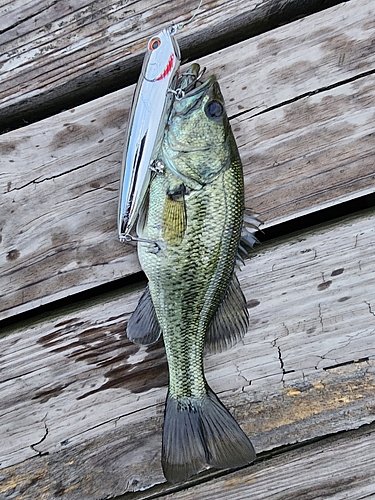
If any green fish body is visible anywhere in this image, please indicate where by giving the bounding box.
[127,75,256,482]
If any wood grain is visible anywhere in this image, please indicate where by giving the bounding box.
[1,210,375,498]
[1,0,375,320]
[2,1,375,499]
[0,0,342,131]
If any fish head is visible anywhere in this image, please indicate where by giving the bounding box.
[172,75,228,142]
[165,76,231,185]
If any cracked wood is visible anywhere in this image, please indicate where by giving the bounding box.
[1,0,375,321]
[1,0,375,498]
[1,210,375,498]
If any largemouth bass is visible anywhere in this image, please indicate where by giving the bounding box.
[127,71,257,482]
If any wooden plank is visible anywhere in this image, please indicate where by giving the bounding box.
[239,77,375,226]
[0,0,342,132]
[162,426,375,500]
[1,210,375,498]
[1,0,375,320]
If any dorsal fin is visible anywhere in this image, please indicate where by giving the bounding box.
[127,284,162,345]
[205,272,249,354]
[237,208,262,265]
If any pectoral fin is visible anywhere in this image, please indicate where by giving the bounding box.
[205,273,249,354]
[127,284,162,345]
[162,184,187,245]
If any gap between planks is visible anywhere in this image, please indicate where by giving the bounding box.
[122,423,375,500]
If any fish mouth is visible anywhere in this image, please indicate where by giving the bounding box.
[172,75,220,117]
[183,74,217,97]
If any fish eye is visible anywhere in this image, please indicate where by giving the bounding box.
[149,37,162,51]
[205,100,224,119]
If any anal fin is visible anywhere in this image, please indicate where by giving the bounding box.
[126,284,162,345]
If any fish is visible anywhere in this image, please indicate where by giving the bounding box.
[126,69,258,483]
[118,26,181,242]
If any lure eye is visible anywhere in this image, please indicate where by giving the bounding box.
[149,37,162,51]
[205,100,224,119]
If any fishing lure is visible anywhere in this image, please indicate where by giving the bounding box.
[118,0,203,242]
[118,25,181,242]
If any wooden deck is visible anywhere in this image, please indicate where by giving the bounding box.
[1,0,375,498]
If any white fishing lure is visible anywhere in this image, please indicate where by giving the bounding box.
[118,26,181,242]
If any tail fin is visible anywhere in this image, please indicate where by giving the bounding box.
[162,387,256,483]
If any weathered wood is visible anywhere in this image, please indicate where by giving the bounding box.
[160,425,375,500]
[1,210,375,498]
[0,0,343,132]
[1,0,375,320]
[2,1,375,499]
